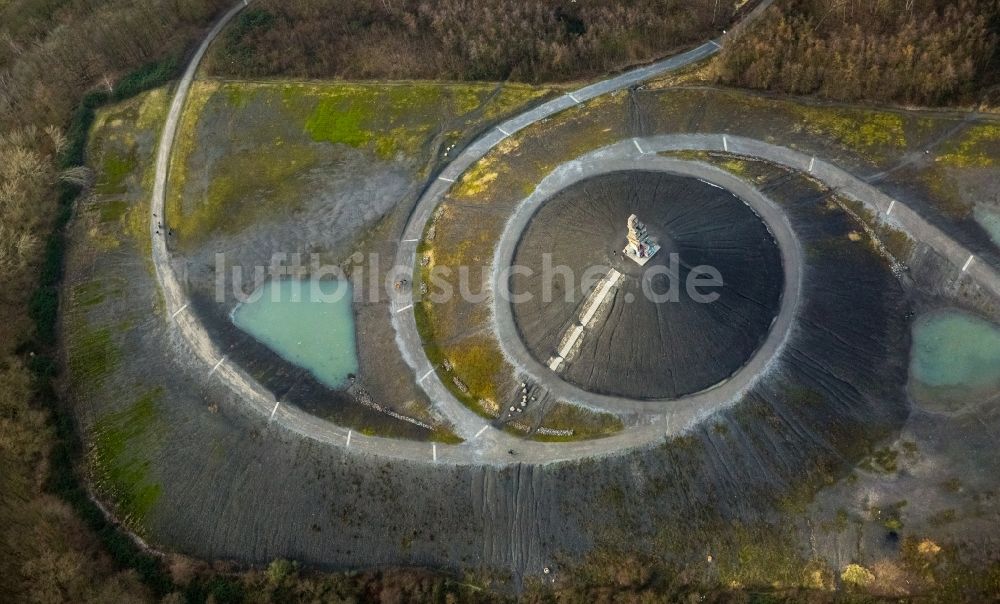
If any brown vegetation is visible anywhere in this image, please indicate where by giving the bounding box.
[206,0,733,82]
[717,0,1000,106]
[0,0,233,129]
[0,0,232,600]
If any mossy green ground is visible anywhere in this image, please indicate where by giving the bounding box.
[95,148,137,195]
[166,80,557,251]
[60,88,172,535]
[70,280,108,308]
[86,88,168,261]
[528,404,624,442]
[937,123,1000,167]
[66,319,120,388]
[651,87,953,164]
[793,105,907,158]
[88,388,164,531]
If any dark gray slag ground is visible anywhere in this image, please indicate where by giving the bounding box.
[174,90,442,434]
[511,171,783,399]
[123,165,910,578]
[65,83,1000,588]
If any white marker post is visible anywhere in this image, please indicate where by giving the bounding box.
[209,356,226,376]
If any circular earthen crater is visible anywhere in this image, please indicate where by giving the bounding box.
[509,170,783,400]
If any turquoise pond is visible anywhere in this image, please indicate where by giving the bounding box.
[231,279,358,389]
[910,310,1000,412]
[974,205,1000,247]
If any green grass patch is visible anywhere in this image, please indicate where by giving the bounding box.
[918,165,970,219]
[95,148,137,195]
[659,149,712,162]
[302,83,442,159]
[89,388,164,530]
[413,300,497,419]
[430,428,464,445]
[449,85,494,115]
[70,280,106,308]
[165,79,556,250]
[479,83,556,121]
[790,105,906,158]
[794,106,907,159]
[860,446,899,474]
[305,96,371,147]
[224,84,258,109]
[135,88,170,132]
[531,403,624,442]
[98,199,129,223]
[659,150,776,185]
[27,57,183,598]
[293,81,556,160]
[172,143,318,249]
[66,321,120,388]
[937,123,1000,167]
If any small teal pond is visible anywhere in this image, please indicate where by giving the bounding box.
[231,279,358,389]
[910,309,1000,413]
[974,205,1000,247]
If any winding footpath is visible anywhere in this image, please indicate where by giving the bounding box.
[149,0,1000,466]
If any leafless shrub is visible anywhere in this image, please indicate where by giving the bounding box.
[60,165,93,188]
[206,0,731,82]
[717,0,998,106]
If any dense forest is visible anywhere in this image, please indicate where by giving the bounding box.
[0,0,228,600]
[717,0,1000,106]
[205,0,734,81]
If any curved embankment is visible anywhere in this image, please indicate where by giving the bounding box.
[485,135,1000,415]
[393,134,1000,457]
[393,133,1000,463]
[490,154,802,415]
[148,0,739,464]
[388,46,729,443]
[148,0,999,466]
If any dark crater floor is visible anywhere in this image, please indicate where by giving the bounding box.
[510,170,784,399]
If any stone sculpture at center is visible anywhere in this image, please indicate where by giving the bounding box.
[623,213,660,266]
